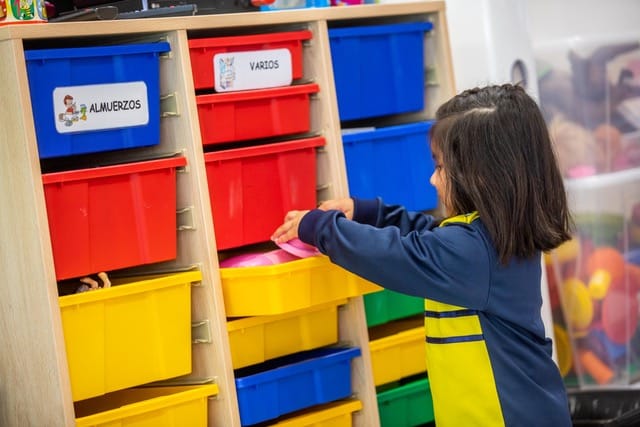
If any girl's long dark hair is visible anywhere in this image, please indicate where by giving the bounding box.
[430,84,573,264]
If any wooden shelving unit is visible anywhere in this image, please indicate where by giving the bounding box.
[0,2,455,426]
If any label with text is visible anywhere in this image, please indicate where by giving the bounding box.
[53,81,149,134]
[213,48,293,92]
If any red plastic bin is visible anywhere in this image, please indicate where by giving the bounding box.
[42,156,187,280]
[204,136,325,250]
[188,30,312,90]
[196,83,319,145]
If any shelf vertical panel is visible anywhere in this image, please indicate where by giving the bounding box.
[0,38,75,427]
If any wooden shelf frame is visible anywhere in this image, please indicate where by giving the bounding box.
[0,2,455,426]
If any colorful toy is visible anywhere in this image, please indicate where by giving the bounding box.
[560,277,594,332]
[588,269,612,300]
[578,349,614,385]
[601,288,638,344]
[76,271,111,293]
[553,324,573,377]
[586,246,627,288]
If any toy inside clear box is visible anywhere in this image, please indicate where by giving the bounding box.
[536,35,640,388]
[543,157,640,390]
[544,172,640,389]
[536,36,640,179]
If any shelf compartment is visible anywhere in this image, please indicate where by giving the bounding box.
[342,121,437,212]
[42,156,186,281]
[234,346,361,426]
[227,299,345,369]
[205,136,325,250]
[74,384,218,427]
[368,317,427,387]
[328,22,433,121]
[377,376,434,427]
[59,271,200,401]
[269,399,363,426]
[188,30,312,91]
[196,83,319,145]
[220,255,381,317]
[24,42,170,159]
[364,288,424,328]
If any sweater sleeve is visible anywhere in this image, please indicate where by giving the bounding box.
[352,197,440,234]
[298,208,491,309]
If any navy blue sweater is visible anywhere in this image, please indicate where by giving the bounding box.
[298,197,571,427]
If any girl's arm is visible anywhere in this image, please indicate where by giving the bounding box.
[352,197,440,235]
[298,208,490,309]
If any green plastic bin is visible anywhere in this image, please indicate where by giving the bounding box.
[377,376,434,427]
[364,289,424,327]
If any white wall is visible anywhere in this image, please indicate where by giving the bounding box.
[445,0,539,100]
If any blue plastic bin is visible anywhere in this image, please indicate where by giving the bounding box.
[329,22,433,121]
[234,346,361,426]
[25,42,170,158]
[342,121,437,211]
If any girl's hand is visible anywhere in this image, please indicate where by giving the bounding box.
[271,210,310,244]
[318,198,354,219]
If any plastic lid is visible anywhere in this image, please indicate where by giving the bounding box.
[25,42,171,61]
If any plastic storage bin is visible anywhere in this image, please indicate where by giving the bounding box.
[545,168,640,388]
[234,346,361,426]
[342,121,437,211]
[74,384,218,427]
[377,376,434,427]
[368,317,427,386]
[204,136,324,250]
[220,255,381,317]
[43,156,186,280]
[188,31,312,91]
[328,22,433,121]
[269,400,362,427]
[59,271,199,401]
[227,299,344,369]
[364,289,424,328]
[196,83,319,145]
[25,42,170,159]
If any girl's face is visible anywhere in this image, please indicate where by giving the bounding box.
[430,148,451,215]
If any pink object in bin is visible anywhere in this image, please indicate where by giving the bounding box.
[277,238,321,258]
[219,249,299,268]
[219,239,320,268]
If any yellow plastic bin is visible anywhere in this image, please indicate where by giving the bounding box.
[227,299,345,369]
[74,384,218,427]
[368,317,427,386]
[59,271,201,401]
[270,399,363,427]
[220,256,381,316]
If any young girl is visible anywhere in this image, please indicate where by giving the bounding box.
[272,84,574,426]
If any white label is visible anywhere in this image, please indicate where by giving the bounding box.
[213,48,293,92]
[52,81,149,134]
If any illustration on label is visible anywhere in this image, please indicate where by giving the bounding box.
[11,0,34,20]
[218,56,236,90]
